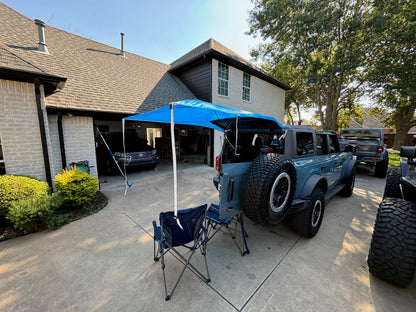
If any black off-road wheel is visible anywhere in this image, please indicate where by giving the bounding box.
[383,167,402,199]
[339,167,355,197]
[241,153,296,226]
[368,198,416,287]
[290,188,325,237]
[374,154,389,178]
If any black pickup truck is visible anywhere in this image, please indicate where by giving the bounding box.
[339,128,389,178]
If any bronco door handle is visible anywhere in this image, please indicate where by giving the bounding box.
[321,165,327,170]
[227,179,235,202]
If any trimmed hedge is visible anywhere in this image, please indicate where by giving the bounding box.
[0,175,49,218]
[55,168,99,208]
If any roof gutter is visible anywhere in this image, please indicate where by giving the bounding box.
[34,78,52,187]
[0,67,66,95]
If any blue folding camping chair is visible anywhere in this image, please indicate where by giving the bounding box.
[206,203,250,256]
[152,204,210,300]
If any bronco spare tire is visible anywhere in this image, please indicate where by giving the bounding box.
[241,153,296,226]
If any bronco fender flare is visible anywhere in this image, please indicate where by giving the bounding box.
[344,159,356,180]
[298,174,328,199]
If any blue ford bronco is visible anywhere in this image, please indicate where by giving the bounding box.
[212,119,356,238]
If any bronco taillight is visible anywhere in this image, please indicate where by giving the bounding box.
[377,146,383,153]
[215,156,220,172]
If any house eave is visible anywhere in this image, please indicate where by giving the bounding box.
[0,67,67,95]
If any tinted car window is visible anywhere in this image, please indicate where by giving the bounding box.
[108,133,150,152]
[340,129,381,138]
[329,134,340,153]
[317,134,328,155]
[296,132,314,156]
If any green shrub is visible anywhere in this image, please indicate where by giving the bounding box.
[7,193,63,232]
[0,175,49,218]
[55,168,98,208]
[46,213,70,229]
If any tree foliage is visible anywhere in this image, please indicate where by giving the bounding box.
[249,0,368,130]
[366,0,416,149]
[261,61,312,125]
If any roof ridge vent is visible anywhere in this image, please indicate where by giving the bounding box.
[34,19,49,54]
[120,32,125,57]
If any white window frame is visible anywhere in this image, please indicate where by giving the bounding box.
[242,73,251,102]
[218,62,229,96]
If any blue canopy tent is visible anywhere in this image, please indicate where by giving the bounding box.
[123,99,285,225]
[124,99,284,132]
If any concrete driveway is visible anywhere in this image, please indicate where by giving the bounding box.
[0,161,415,312]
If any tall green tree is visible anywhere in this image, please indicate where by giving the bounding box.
[367,0,416,149]
[261,60,312,125]
[248,0,369,130]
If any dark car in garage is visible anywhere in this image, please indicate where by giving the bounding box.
[96,132,158,175]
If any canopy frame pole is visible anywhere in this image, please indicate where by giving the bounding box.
[170,103,183,229]
[235,115,240,156]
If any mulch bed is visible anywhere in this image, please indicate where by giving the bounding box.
[0,191,108,242]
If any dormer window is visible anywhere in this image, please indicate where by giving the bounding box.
[218,63,229,96]
[243,73,251,101]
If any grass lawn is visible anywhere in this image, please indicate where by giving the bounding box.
[389,153,401,167]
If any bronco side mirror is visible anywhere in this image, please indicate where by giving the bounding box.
[412,135,416,145]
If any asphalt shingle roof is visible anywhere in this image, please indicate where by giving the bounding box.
[170,38,290,90]
[0,42,45,73]
[0,2,196,115]
[170,38,258,70]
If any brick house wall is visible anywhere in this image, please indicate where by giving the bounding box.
[0,79,47,180]
[58,116,98,178]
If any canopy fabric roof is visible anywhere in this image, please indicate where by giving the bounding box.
[125,99,284,132]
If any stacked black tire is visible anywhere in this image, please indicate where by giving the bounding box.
[368,168,416,287]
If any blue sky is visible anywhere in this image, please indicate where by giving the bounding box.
[2,0,262,64]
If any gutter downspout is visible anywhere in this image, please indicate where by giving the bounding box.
[34,78,52,187]
[57,113,66,169]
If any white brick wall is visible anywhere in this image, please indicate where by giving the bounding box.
[0,79,46,180]
[47,114,63,180]
[0,79,98,182]
[211,59,286,158]
[60,116,98,178]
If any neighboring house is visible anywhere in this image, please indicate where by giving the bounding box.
[347,108,416,148]
[0,2,288,184]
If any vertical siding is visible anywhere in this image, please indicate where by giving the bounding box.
[177,62,212,102]
[0,79,46,180]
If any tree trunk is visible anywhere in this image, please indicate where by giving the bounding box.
[392,97,416,150]
[296,102,302,125]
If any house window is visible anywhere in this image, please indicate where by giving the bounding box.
[0,138,5,175]
[218,63,229,96]
[243,73,251,101]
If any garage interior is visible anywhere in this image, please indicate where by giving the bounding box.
[94,119,213,176]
